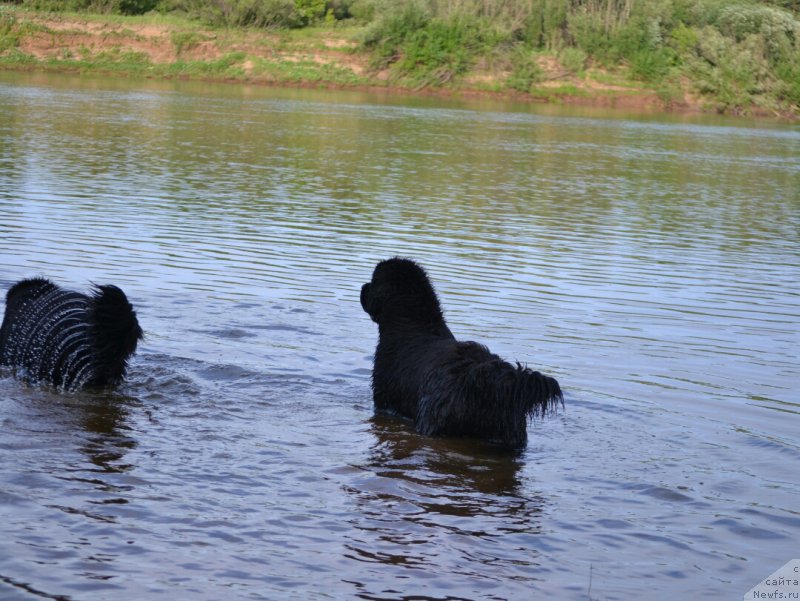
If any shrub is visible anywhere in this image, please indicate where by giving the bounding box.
[295,0,326,23]
[558,46,586,73]
[118,0,158,13]
[724,4,799,65]
[716,4,796,41]
[348,0,376,22]
[689,25,771,109]
[362,2,431,67]
[396,16,492,85]
[507,47,543,92]
[208,0,304,28]
[17,0,157,13]
[0,11,19,53]
[522,0,569,49]
[171,30,207,55]
[669,21,699,54]
[775,59,800,104]
[566,7,611,59]
[363,2,503,85]
[326,0,353,20]
[656,79,684,104]
[154,0,304,27]
[630,47,675,81]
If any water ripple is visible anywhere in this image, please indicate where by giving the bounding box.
[1,72,799,600]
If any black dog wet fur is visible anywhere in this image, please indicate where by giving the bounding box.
[0,277,143,391]
[361,257,563,450]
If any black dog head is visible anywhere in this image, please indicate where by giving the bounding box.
[361,258,445,329]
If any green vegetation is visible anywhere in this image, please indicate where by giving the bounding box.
[352,0,800,112]
[245,55,367,84]
[0,7,41,51]
[4,0,160,15]
[1,0,798,116]
[506,46,544,93]
[362,3,504,87]
[171,29,210,55]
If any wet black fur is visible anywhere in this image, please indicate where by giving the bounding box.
[0,278,143,390]
[361,258,563,450]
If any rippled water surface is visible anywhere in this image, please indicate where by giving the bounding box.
[1,71,799,600]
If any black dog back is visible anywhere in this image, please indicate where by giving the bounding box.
[0,278,142,390]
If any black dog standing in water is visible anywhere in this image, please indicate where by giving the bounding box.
[0,278,142,391]
[361,258,563,450]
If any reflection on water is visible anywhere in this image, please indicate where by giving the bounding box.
[76,395,138,482]
[0,71,799,600]
[366,417,527,496]
[344,418,546,599]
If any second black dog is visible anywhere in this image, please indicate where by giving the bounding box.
[361,258,562,450]
[0,277,143,391]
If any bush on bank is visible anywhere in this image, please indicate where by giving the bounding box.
[356,0,799,111]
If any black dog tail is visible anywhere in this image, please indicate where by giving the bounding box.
[416,346,563,449]
[86,285,143,387]
[515,363,563,421]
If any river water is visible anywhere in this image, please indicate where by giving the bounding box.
[0,71,798,601]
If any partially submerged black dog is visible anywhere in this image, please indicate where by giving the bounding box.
[0,278,142,391]
[361,258,562,449]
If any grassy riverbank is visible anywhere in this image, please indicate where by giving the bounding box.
[1,1,798,118]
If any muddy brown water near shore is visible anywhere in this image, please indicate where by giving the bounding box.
[1,71,799,600]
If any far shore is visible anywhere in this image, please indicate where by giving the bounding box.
[1,9,797,121]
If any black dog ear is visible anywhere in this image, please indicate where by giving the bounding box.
[360,282,382,322]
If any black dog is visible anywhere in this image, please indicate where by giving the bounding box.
[361,258,562,449]
[0,278,143,390]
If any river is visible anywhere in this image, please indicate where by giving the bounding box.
[1,71,798,600]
